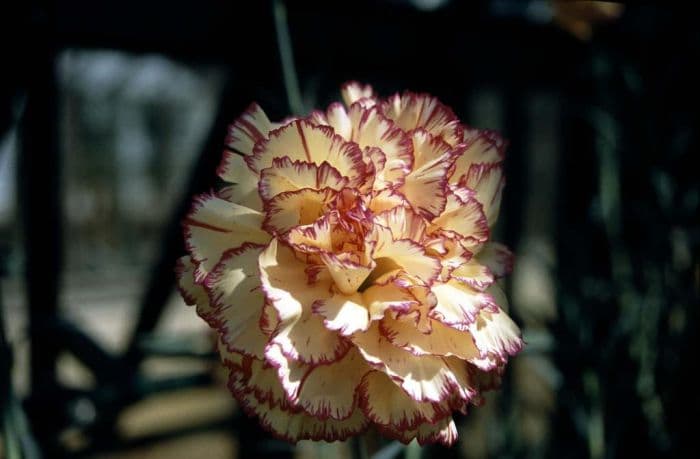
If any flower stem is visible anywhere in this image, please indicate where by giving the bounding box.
[272,0,304,115]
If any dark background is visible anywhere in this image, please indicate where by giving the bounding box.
[1,1,698,458]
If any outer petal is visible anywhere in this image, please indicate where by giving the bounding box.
[430,279,497,331]
[259,239,350,364]
[184,194,271,281]
[430,191,489,243]
[451,128,506,184]
[476,242,514,278]
[400,151,453,219]
[295,348,370,420]
[175,256,209,307]
[380,316,481,361]
[225,102,275,155]
[312,292,370,335]
[450,259,495,291]
[382,92,463,146]
[247,120,367,186]
[204,244,267,359]
[217,152,263,211]
[358,371,451,430]
[351,323,464,403]
[411,128,461,169]
[348,104,413,187]
[341,81,376,107]
[461,163,505,226]
[469,308,524,363]
[258,157,348,202]
[238,391,368,443]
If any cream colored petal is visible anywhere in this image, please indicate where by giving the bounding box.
[312,292,370,336]
[341,81,376,107]
[225,102,274,155]
[400,152,453,219]
[382,92,463,146]
[237,390,368,443]
[259,240,350,364]
[451,128,506,183]
[430,279,496,330]
[461,163,504,226]
[263,187,337,235]
[175,256,209,308]
[217,152,263,211]
[362,277,418,321]
[258,157,348,201]
[295,348,370,420]
[430,191,489,243]
[248,120,367,186]
[185,194,271,281]
[450,259,495,291]
[371,225,441,284]
[476,242,514,278]
[469,306,523,363]
[358,371,449,430]
[204,244,267,359]
[351,323,462,403]
[374,206,427,242]
[320,252,374,295]
[381,315,480,361]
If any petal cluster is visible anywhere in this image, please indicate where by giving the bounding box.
[177,82,523,445]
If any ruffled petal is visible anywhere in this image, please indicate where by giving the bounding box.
[450,259,495,291]
[469,306,524,363]
[430,190,489,243]
[263,187,338,235]
[237,390,368,443]
[400,151,453,219]
[411,128,461,169]
[175,256,209,307]
[184,194,271,281]
[295,348,370,420]
[319,252,374,295]
[382,92,463,146]
[312,292,370,335]
[248,120,367,187]
[259,239,351,364]
[348,104,412,188]
[341,81,376,107]
[461,163,505,226]
[225,103,275,155]
[358,371,451,430]
[362,279,418,321]
[430,279,497,330]
[217,152,263,211]
[380,316,480,361]
[204,244,267,358]
[351,323,464,403]
[371,225,441,284]
[450,129,506,184]
[258,157,348,202]
[476,242,514,278]
[374,206,427,242]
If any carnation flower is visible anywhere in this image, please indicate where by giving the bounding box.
[176,82,523,445]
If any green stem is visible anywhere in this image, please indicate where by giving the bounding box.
[273,0,304,115]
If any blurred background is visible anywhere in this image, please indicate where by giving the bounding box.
[1,0,698,458]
